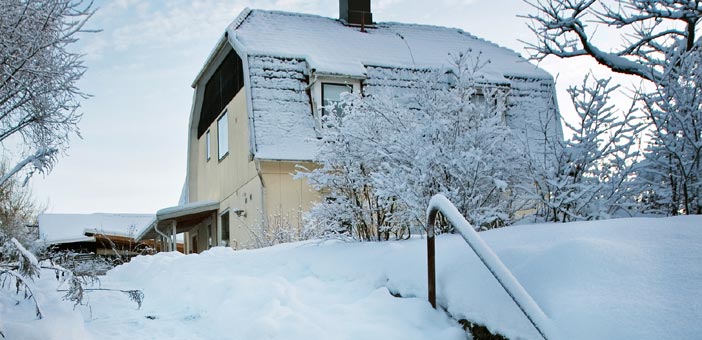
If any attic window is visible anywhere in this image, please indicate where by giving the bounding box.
[310,78,361,135]
[472,87,509,122]
[322,83,353,116]
[198,49,244,138]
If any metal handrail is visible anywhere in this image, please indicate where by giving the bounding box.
[426,194,557,340]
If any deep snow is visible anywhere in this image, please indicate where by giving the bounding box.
[2,216,700,339]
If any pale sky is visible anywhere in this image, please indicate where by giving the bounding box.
[31,0,634,214]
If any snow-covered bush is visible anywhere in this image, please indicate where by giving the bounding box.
[0,163,44,247]
[243,210,320,248]
[300,53,530,239]
[524,74,644,222]
[1,234,144,337]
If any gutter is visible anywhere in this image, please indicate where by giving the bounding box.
[153,222,171,251]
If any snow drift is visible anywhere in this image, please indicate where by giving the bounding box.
[2,216,700,339]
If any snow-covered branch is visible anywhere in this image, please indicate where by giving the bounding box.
[0,148,57,187]
[0,0,94,185]
[522,0,702,82]
[524,73,644,221]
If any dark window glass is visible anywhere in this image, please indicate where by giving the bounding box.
[220,212,230,247]
[198,49,244,137]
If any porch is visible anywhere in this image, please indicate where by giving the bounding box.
[136,201,219,253]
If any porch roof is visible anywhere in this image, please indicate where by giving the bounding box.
[137,201,219,241]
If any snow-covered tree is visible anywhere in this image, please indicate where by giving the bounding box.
[525,74,644,222]
[637,46,702,215]
[300,53,530,239]
[0,0,94,186]
[524,0,702,216]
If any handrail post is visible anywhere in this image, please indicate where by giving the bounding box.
[427,211,436,308]
[425,194,555,340]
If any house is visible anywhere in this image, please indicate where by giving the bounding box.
[136,0,559,253]
[38,213,163,259]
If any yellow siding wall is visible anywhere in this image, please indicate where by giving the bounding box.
[191,89,258,204]
[260,161,319,236]
[186,89,320,251]
[187,89,262,250]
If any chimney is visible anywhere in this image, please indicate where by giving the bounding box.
[339,0,372,26]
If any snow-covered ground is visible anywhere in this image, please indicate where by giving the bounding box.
[2,216,700,339]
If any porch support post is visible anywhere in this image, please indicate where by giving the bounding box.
[171,220,177,252]
[212,211,218,246]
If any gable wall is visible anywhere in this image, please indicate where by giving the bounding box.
[188,88,263,249]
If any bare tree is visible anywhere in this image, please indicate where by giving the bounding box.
[0,163,44,246]
[0,0,95,186]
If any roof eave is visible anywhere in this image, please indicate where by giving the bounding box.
[191,34,230,88]
[45,236,97,245]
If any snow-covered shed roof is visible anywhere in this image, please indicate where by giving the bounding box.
[193,9,556,161]
[38,213,155,245]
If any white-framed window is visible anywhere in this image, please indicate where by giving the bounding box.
[321,83,353,117]
[205,130,211,161]
[217,111,229,160]
[310,77,360,135]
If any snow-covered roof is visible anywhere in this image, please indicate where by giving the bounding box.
[38,213,154,245]
[229,9,550,80]
[187,9,558,161]
[218,9,556,161]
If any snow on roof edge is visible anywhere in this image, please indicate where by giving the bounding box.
[45,236,97,245]
[156,200,219,220]
[191,34,230,88]
[38,213,154,244]
[229,7,253,31]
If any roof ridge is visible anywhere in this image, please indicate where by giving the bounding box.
[238,9,523,59]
